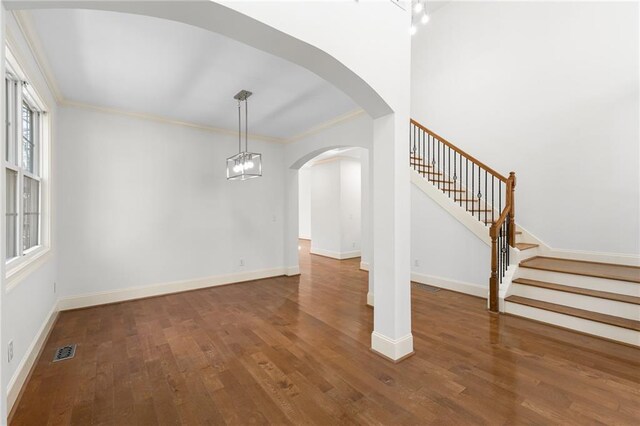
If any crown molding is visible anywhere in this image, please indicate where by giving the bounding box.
[61,99,288,144]
[11,10,366,145]
[11,10,64,103]
[285,108,366,143]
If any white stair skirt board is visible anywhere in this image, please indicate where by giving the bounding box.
[57,267,288,311]
[309,247,361,260]
[371,331,414,361]
[497,264,518,312]
[7,305,58,413]
[367,291,374,307]
[518,268,640,297]
[285,266,301,276]
[410,169,490,246]
[511,283,640,320]
[360,261,370,271]
[505,302,640,347]
[411,272,486,298]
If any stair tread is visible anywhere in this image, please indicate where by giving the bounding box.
[455,198,479,202]
[505,295,640,331]
[520,256,640,283]
[515,243,538,251]
[512,278,640,305]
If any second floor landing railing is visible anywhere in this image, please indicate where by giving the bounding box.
[409,119,516,313]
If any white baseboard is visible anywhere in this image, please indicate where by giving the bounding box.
[360,261,370,271]
[57,267,287,311]
[411,271,486,298]
[7,304,58,413]
[366,291,374,307]
[310,247,361,260]
[371,331,413,361]
[285,266,300,276]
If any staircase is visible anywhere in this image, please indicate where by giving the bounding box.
[410,119,640,346]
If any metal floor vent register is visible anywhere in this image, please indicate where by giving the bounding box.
[53,344,77,362]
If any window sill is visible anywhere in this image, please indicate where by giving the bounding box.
[5,246,52,293]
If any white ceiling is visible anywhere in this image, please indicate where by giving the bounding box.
[26,9,358,139]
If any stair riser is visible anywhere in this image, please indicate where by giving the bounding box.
[511,284,640,320]
[505,302,640,346]
[514,247,539,263]
[518,268,640,297]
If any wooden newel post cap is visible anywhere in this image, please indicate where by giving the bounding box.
[509,171,516,187]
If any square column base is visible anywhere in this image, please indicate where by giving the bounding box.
[371,331,414,362]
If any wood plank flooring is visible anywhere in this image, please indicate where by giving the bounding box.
[10,240,640,425]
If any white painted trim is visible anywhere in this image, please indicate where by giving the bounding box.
[57,267,287,311]
[366,291,374,307]
[360,261,370,271]
[285,266,300,276]
[505,301,640,347]
[411,271,486,298]
[309,247,361,260]
[286,109,365,143]
[7,304,58,413]
[371,331,413,360]
[5,249,52,293]
[538,248,640,267]
[410,168,490,246]
[62,101,286,143]
[11,10,64,103]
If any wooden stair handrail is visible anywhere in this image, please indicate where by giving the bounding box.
[409,118,516,314]
[410,119,509,182]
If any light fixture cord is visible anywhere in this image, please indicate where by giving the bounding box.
[237,99,242,154]
[245,97,249,152]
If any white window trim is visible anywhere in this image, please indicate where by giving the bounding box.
[4,45,51,292]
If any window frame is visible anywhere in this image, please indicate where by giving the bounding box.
[4,45,51,290]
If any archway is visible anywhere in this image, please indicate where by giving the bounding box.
[3,0,413,363]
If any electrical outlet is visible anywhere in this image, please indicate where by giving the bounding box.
[414,259,420,267]
[8,340,13,363]
[239,259,244,267]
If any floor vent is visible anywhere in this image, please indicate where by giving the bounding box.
[53,344,77,362]
[413,283,440,293]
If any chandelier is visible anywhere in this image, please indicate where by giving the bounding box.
[226,90,262,180]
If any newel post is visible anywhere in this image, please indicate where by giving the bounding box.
[489,224,499,313]
[508,171,516,246]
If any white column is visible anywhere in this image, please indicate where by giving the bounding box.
[360,149,374,306]
[371,112,413,361]
[284,168,300,276]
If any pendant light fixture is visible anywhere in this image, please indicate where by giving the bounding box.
[226,89,262,180]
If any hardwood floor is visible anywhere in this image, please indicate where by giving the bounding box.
[10,240,640,425]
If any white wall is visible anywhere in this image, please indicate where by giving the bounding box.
[298,167,311,240]
[56,106,286,299]
[340,159,362,254]
[310,161,342,256]
[1,10,59,418]
[308,158,362,258]
[411,184,489,292]
[412,1,640,256]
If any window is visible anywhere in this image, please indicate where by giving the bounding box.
[4,48,49,276]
